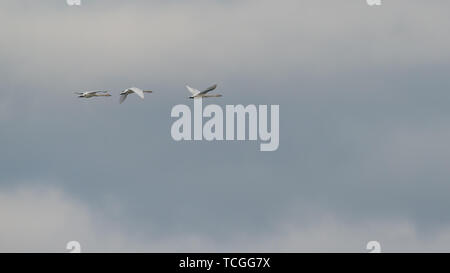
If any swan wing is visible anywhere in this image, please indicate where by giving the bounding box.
[86,90,108,95]
[198,84,218,95]
[186,85,200,95]
[119,94,128,104]
[129,87,145,99]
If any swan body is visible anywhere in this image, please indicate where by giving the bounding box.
[186,84,221,99]
[74,90,111,98]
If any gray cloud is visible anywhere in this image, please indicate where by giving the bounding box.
[1,0,450,252]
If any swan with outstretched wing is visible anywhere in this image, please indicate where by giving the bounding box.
[186,84,221,99]
[74,90,111,98]
[119,87,153,104]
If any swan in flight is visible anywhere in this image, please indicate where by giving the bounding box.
[119,87,153,104]
[186,84,222,99]
[74,90,111,98]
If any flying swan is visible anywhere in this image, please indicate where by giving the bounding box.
[74,90,111,98]
[186,84,221,99]
[119,87,153,104]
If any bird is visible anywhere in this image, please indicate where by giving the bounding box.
[74,90,112,98]
[119,87,153,104]
[186,84,222,99]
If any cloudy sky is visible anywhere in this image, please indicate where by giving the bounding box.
[1,0,450,252]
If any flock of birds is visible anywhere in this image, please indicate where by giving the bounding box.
[74,84,221,104]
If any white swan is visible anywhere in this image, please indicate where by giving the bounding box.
[74,90,111,98]
[119,87,153,104]
[186,84,221,99]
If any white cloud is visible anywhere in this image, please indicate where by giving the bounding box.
[0,185,118,252]
[2,185,450,252]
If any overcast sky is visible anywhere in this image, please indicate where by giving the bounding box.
[2,0,450,252]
